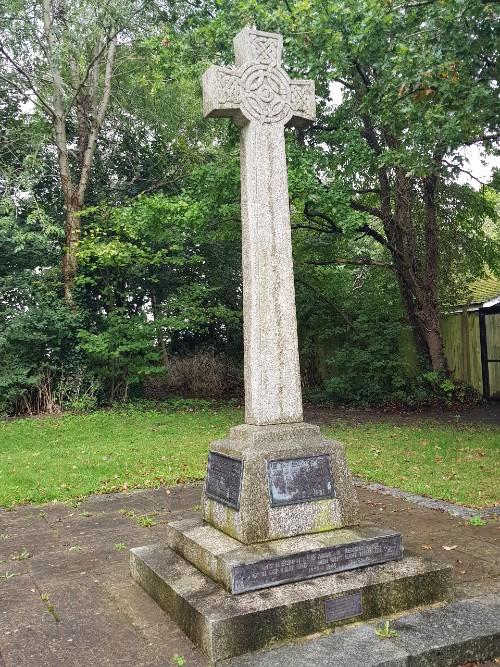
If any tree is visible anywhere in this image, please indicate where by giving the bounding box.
[294,0,499,371]
[0,0,156,302]
[187,0,499,371]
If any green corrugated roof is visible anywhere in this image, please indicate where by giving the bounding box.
[463,276,500,305]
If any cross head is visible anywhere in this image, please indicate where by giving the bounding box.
[202,28,315,128]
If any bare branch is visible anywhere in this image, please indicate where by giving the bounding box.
[352,187,380,194]
[65,0,151,115]
[304,201,342,232]
[0,74,47,115]
[332,77,355,90]
[41,0,73,196]
[442,159,488,186]
[350,199,385,219]
[0,45,55,117]
[76,36,116,203]
[355,62,371,89]
[357,223,394,253]
[305,258,392,267]
[461,133,500,147]
[65,28,120,115]
[292,223,338,234]
[307,123,337,132]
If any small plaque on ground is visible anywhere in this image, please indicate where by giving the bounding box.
[231,533,402,593]
[205,452,243,510]
[325,592,362,623]
[267,454,334,506]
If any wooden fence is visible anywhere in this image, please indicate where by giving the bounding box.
[442,310,500,398]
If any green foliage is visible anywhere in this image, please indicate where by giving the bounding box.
[296,259,416,405]
[78,312,161,403]
[417,371,480,407]
[467,516,487,527]
[376,620,399,639]
[1,0,498,413]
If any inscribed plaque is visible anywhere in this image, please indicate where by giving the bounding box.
[205,452,243,510]
[231,533,402,593]
[325,592,363,623]
[267,454,334,506]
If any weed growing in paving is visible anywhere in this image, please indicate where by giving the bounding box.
[40,593,60,622]
[376,620,398,639]
[136,514,157,528]
[10,549,31,561]
[468,516,487,526]
[120,509,157,527]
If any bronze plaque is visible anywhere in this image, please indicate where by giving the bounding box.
[325,592,363,623]
[205,452,243,510]
[267,454,334,506]
[231,533,402,593]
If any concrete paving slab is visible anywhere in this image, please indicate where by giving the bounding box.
[0,481,498,666]
[225,596,500,667]
[394,595,500,666]
[0,526,63,562]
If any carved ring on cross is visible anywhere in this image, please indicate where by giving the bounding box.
[240,64,291,124]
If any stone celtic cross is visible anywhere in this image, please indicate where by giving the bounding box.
[202,28,316,426]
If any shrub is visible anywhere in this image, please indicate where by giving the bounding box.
[144,352,242,400]
[78,312,161,403]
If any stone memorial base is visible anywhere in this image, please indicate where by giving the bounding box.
[202,423,359,544]
[130,544,452,663]
[166,517,403,594]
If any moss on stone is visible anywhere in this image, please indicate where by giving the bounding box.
[312,501,339,533]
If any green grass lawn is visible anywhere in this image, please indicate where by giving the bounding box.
[1,403,498,508]
[324,422,499,508]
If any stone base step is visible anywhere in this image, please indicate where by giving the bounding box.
[224,594,500,667]
[166,517,403,594]
[130,544,452,663]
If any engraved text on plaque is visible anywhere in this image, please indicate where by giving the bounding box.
[205,452,243,510]
[267,454,334,507]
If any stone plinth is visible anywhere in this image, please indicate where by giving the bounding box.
[130,545,453,663]
[166,517,403,594]
[202,423,359,544]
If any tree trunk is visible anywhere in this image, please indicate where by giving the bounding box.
[382,169,447,372]
[62,201,82,304]
[393,268,430,362]
[150,289,169,369]
[421,171,447,371]
[422,315,447,371]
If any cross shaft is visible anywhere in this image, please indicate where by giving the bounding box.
[202,28,316,425]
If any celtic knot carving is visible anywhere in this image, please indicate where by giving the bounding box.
[291,86,308,113]
[250,34,279,65]
[240,64,291,124]
[218,71,240,105]
[203,29,315,127]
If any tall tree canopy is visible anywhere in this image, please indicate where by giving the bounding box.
[0,0,498,414]
[176,0,499,370]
